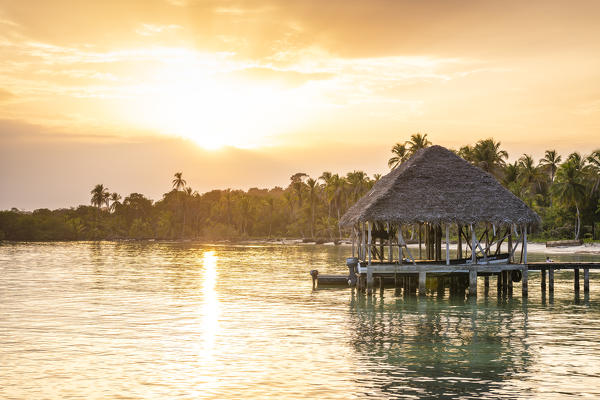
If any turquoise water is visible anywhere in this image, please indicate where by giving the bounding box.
[1,242,600,399]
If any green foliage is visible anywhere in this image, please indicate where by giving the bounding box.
[1,143,599,242]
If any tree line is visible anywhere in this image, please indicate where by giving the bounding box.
[1,134,598,242]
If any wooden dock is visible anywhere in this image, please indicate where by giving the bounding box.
[312,262,600,298]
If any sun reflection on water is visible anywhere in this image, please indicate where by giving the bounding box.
[201,250,219,355]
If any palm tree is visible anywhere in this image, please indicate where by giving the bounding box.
[172,172,186,191]
[346,170,369,202]
[109,192,122,213]
[290,172,308,209]
[388,143,409,169]
[553,159,587,239]
[405,132,431,155]
[90,184,109,209]
[539,150,562,182]
[461,138,508,178]
[306,178,318,238]
[518,154,544,194]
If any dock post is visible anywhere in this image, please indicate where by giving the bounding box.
[574,267,580,295]
[484,276,490,296]
[541,268,546,293]
[379,276,384,296]
[497,273,501,295]
[522,266,528,297]
[367,266,374,295]
[584,268,590,295]
[508,271,513,296]
[469,268,477,296]
[419,270,427,296]
[549,268,554,294]
[502,270,508,295]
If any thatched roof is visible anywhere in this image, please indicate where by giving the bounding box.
[340,145,541,228]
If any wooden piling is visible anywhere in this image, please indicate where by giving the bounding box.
[522,267,528,297]
[379,276,384,295]
[469,269,477,296]
[502,270,508,295]
[574,268,580,294]
[484,276,489,296]
[584,268,590,295]
[548,268,554,294]
[508,271,513,296]
[541,268,546,293]
[497,272,502,295]
[419,271,427,296]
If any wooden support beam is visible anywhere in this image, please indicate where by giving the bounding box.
[574,267,580,294]
[419,270,427,296]
[469,269,477,296]
[502,270,508,295]
[471,224,477,264]
[445,224,450,266]
[508,270,513,296]
[522,266,528,297]
[387,222,393,263]
[497,272,502,295]
[507,228,513,263]
[398,227,403,265]
[367,222,372,266]
[418,223,422,260]
[523,227,528,264]
[584,268,590,295]
[541,268,546,293]
[457,224,463,260]
[549,268,554,294]
[484,276,489,296]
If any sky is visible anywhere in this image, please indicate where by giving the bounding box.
[1,0,599,210]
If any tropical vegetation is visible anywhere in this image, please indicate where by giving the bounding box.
[0,137,598,242]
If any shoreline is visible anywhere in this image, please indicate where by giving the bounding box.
[2,238,600,254]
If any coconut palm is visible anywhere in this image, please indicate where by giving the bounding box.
[306,178,318,238]
[461,138,508,178]
[406,133,431,155]
[553,159,587,239]
[346,170,369,202]
[518,154,545,195]
[539,150,562,182]
[109,193,122,213]
[172,172,186,191]
[90,184,109,209]
[388,143,409,169]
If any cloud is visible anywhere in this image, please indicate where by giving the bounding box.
[0,89,15,102]
[135,23,182,36]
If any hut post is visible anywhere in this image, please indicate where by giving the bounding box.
[398,226,403,264]
[367,221,372,266]
[471,224,477,265]
[418,223,422,260]
[523,226,528,264]
[457,224,462,261]
[508,226,513,263]
[352,225,356,258]
[387,222,393,263]
[361,222,366,262]
[445,224,450,266]
[436,225,442,261]
[367,221,373,293]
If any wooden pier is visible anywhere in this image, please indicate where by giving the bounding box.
[312,262,600,299]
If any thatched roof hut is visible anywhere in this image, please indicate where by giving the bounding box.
[340,145,540,228]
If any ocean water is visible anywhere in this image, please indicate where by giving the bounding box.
[1,242,600,399]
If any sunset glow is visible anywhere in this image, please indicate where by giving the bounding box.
[1,1,600,208]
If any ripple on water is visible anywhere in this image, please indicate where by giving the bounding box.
[1,242,600,399]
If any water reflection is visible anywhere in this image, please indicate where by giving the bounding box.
[201,250,219,354]
[348,294,534,398]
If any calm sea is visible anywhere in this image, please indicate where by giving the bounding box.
[1,242,600,399]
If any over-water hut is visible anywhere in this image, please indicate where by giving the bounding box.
[339,145,541,296]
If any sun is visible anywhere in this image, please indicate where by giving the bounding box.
[118,50,314,150]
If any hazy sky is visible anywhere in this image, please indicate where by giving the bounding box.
[1,0,599,209]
